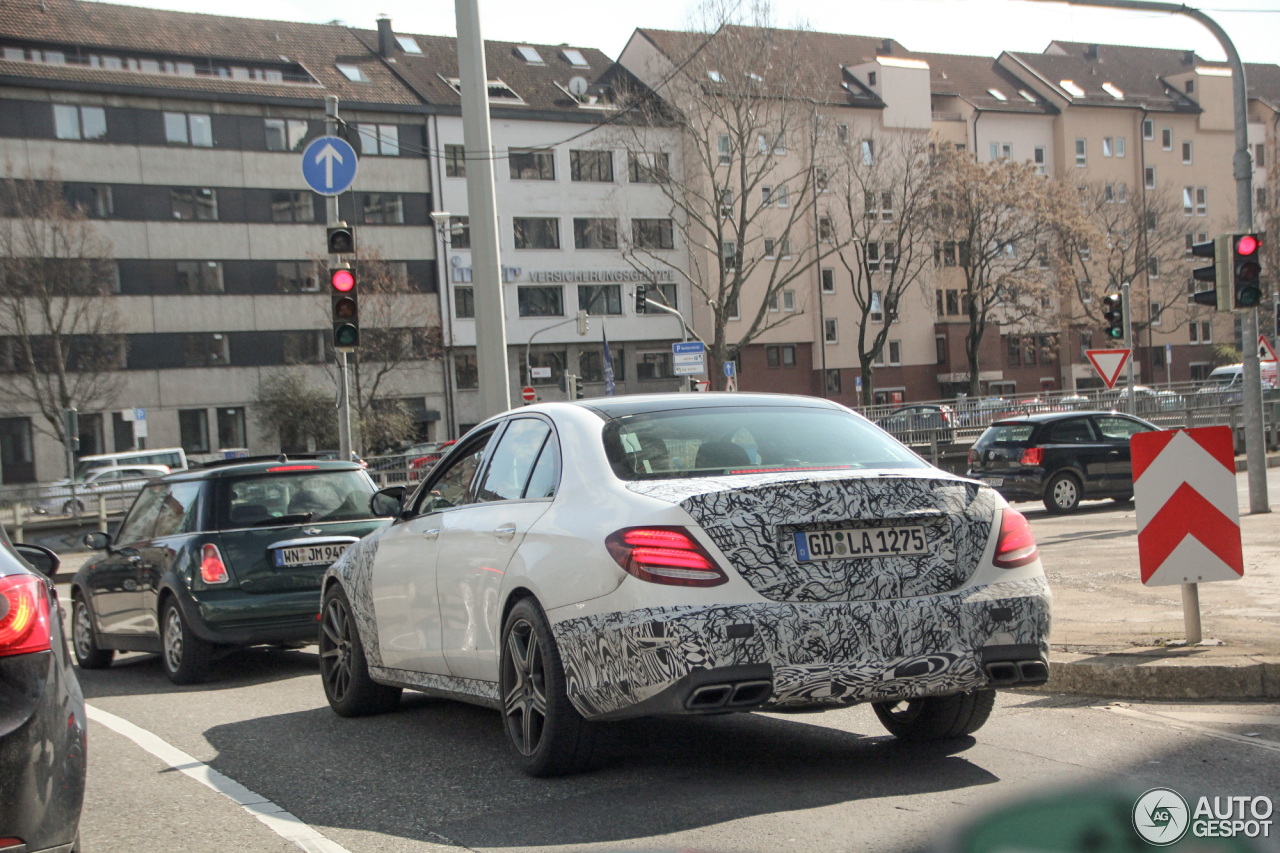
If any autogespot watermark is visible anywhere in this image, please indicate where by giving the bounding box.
[1132,787,1275,844]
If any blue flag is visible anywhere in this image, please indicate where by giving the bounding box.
[602,325,616,396]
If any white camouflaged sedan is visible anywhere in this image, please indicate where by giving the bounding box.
[320,393,1051,776]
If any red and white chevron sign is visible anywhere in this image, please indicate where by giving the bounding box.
[1132,426,1242,586]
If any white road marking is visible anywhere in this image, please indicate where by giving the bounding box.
[1098,704,1280,753]
[85,704,354,853]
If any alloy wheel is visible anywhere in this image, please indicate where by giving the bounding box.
[73,600,94,660]
[502,618,548,756]
[1053,478,1077,509]
[163,607,183,673]
[320,597,354,702]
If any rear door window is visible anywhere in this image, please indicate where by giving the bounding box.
[476,419,552,502]
[523,437,560,499]
[1047,418,1098,443]
[115,485,168,545]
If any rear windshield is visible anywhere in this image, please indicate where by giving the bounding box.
[602,406,927,481]
[978,423,1036,445]
[218,470,377,528]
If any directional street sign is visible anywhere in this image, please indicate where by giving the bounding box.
[1259,334,1277,364]
[1132,426,1242,586]
[673,340,705,376]
[1085,348,1131,390]
[302,136,358,196]
[723,360,735,379]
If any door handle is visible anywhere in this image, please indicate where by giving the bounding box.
[126,555,142,563]
[1109,450,1121,455]
[422,528,440,541]
[494,524,517,539]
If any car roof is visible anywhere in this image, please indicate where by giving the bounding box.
[575,392,847,419]
[991,410,1134,425]
[160,459,365,482]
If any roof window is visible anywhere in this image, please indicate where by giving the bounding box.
[1019,89,1037,102]
[443,76,524,103]
[1102,82,1124,99]
[517,45,543,64]
[1060,79,1085,97]
[336,64,369,82]
[561,48,589,68]
[747,71,763,82]
[987,88,1007,101]
[396,36,422,54]
[707,70,722,82]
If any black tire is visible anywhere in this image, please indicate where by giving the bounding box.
[160,598,213,685]
[1043,471,1082,513]
[500,597,597,777]
[872,689,996,741]
[319,584,401,717]
[71,595,113,670]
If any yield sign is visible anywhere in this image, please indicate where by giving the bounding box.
[1085,348,1131,390]
[1132,426,1242,586]
[1259,334,1277,364]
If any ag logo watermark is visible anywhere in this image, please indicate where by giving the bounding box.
[1133,787,1190,845]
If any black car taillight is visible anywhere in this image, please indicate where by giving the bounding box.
[605,527,728,587]
[1019,447,1044,466]
[0,574,52,657]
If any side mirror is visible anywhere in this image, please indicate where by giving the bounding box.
[14,543,60,577]
[370,486,407,517]
[83,531,111,551]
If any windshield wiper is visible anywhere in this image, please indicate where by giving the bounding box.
[252,512,314,526]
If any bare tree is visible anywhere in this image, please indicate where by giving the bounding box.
[613,6,852,387]
[254,369,338,453]
[829,131,936,404]
[931,149,1085,396]
[0,173,124,451]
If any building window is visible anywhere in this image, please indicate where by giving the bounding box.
[1075,138,1086,167]
[1195,187,1207,216]
[775,185,789,208]
[836,124,849,143]
[1182,141,1193,164]
[825,318,838,345]
[164,112,212,147]
[578,284,622,315]
[644,282,678,310]
[282,330,324,363]
[447,216,471,249]
[821,268,835,294]
[53,104,106,141]
[1145,166,1156,189]
[627,152,669,183]
[819,216,834,242]
[454,353,478,389]
[1118,183,1127,203]
[1142,119,1154,140]
[773,133,786,155]
[1103,137,1113,157]
[570,149,613,182]
[946,289,960,315]
[862,139,875,165]
[513,217,560,249]
[717,134,731,165]
[888,340,901,364]
[336,64,369,82]
[1190,362,1212,381]
[178,409,210,453]
[171,188,218,221]
[510,148,555,180]
[1183,187,1194,215]
[362,193,404,224]
[1105,183,1115,203]
[580,347,624,382]
[517,286,564,317]
[444,144,466,177]
[935,335,947,365]
[271,191,314,223]
[631,218,674,250]
[183,333,230,367]
[68,184,113,218]
[1161,128,1173,150]
[1147,256,1160,278]
[573,218,618,250]
[454,285,475,318]
[175,261,224,293]
[721,240,737,269]
[1034,146,1046,174]
[764,238,776,258]
[766,345,796,368]
[1257,187,1268,211]
[826,369,841,394]
[276,261,318,293]
[637,351,674,380]
[356,124,399,156]
[264,118,308,151]
[761,185,772,207]
[1151,301,1163,327]
[217,408,246,450]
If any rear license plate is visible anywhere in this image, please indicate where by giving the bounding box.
[793,526,927,562]
[272,543,348,568]
[982,477,1004,487]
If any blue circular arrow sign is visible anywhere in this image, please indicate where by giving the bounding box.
[301,135,358,196]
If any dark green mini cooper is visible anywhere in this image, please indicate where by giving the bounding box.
[72,458,390,683]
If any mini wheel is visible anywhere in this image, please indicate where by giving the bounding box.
[161,599,213,684]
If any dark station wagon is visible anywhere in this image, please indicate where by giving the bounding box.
[967,411,1158,513]
[71,457,390,683]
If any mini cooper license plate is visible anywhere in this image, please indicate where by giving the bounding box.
[272,543,348,568]
[793,526,927,561]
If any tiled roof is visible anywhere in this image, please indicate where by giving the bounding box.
[1247,63,1280,110]
[910,51,1054,114]
[1005,41,1214,112]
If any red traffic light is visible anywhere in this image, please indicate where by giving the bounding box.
[331,269,355,292]
[1237,234,1259,256]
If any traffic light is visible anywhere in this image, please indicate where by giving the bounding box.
[330,264,359,349]
[1190,236,1227,310]
[1102,293,1125,340]
[327,223,355,255]
[635,284,646,314]
[574,374,585,400]
[1231,233,1262,310]
[576,309,589,336]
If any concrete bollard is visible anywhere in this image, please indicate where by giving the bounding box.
[97,494,108,534]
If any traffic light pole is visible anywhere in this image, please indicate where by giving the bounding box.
[1122,283,1136,415]
[326,95,353,461]
[1024,0,1266,514]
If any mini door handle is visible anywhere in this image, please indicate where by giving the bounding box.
[494,524,517,538]
[422,528,440,540]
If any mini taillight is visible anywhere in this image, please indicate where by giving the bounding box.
[200,544,229,584]
[605,527,728,587]
[993,508,1038,568]
[0,574,52,657]
[1019,447,1044,466]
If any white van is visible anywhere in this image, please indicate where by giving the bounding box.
[73,447,188,481]
[1202,362,1278,390]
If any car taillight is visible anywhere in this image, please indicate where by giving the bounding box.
[0,574,52,657]
[993,508,1039,568]
[968,447,978,467]
[605,527,728,587]
[1019,447,1044,466]
[200,544,229,584]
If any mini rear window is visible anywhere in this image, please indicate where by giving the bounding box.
[218,470,376,528]
[980,424,1035,444]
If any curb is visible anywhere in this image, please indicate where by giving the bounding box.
[1233,454,1280,473]
[1027,652,1280,700]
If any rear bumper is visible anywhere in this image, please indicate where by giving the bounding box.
[551,577,1051,720]
[178,586,321,646]
[968,469,1044,502]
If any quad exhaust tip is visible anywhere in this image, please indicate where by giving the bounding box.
[984,660,1049,686]
[686,679,773,710]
